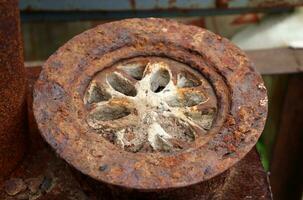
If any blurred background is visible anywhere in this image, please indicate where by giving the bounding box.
[19,1,303,199]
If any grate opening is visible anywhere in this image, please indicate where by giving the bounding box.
[107,72,137,97]
[119,62,146,80]
[84,82,111,104]
[88,104,131,122]
[166,91,206,107]
[150,68,170,93]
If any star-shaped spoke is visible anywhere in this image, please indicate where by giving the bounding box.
[84,57,217,153]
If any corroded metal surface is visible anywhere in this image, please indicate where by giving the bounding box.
[84,57,218,153]
[0,0,27,179]
[33,18,268,191]
[0,140,272,199]
[0,66,272,199]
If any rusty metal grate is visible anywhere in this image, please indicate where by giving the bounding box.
[33,18,268,197]
[85,57,217,153]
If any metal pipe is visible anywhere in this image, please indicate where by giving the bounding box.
[0,0,27,180]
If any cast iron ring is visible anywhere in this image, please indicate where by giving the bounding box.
[33,18,267,190]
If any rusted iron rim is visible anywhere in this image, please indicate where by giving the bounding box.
[33,18,267,190]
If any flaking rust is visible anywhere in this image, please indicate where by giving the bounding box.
[33,18,268,199]
[0,0,27,179]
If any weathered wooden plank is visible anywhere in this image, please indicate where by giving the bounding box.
[21,21,95,61]
[257,75,289,170]
[270,74,303,200]
[246,48,303,75]
[293,49,303,66]
[24,48,303,75]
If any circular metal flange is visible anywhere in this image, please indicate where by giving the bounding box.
[33,18,267,190]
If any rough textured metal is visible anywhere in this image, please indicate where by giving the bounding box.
[33,18,267,193]
[0,0,27,179]
[0,66,272,199]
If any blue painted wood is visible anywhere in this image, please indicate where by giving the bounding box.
[22,0,302,11]
[19,0,301,22]
[20,0,215,11]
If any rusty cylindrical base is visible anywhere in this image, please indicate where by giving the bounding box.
[73,168,229,200]
[0,0,27,180]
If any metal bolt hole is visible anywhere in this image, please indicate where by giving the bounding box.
[89,104,131,121]
[120,63,146,80]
